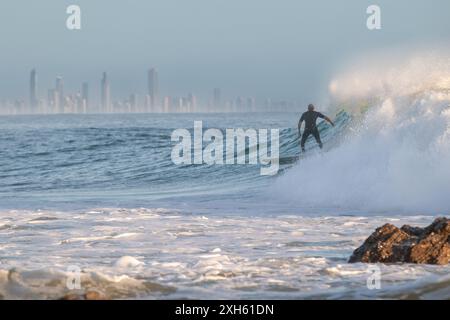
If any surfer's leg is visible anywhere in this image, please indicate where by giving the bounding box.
[312,128,323,149]
[300,130,311,152]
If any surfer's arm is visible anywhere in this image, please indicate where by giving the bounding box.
[324,116,335,127]
[297,119,303,137]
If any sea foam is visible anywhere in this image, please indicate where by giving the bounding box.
[273,52,450,213]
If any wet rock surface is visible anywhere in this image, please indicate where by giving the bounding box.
[349,217,450,265]
[60,290,107,300]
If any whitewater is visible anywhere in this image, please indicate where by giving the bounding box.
[274,53,450,214]
[0,54,449,299]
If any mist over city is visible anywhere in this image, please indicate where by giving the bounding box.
[1,0,449,114]
[1,68,298,114]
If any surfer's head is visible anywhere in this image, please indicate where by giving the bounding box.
[308,104,315,111]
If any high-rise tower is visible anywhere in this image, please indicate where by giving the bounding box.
[29,69,38,113]
[147,68,159,110]
[55,77,64,113]
[101,72,110,113]
[82,82,89,112]
[213,88,221,110]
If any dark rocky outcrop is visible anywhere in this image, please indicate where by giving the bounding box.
[349,217,450,265]
[60,290,107,300]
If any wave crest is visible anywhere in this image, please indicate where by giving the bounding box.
[274,53,450,213]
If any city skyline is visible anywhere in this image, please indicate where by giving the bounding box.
[3,1,449,108]
[0,68,303,115]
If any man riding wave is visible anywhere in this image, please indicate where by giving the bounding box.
[298,104,334,152]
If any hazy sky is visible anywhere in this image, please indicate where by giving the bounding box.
[1,0,449,104]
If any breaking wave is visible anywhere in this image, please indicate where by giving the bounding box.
[274,53,450,214]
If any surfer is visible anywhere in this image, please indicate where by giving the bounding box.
[298,104,335,152]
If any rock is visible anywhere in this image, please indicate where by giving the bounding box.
[60,293,84,300]
[84,290,107,300]
[60,290,107,300]
[349,217,450,265]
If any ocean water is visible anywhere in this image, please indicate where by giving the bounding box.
[1,57,450,299]
[0,111,449,300]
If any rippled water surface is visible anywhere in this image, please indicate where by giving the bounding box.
[0,113,448,299]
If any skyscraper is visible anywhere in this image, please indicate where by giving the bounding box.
[147,68,159,110]
[101,72,110,113]
[55,77,64,113]
[144,94,151,113]
[264,98,272,112]
[81,82,89,112]
[163,96,171,113]
[129,94,137,112]
[213,88,221,110]
[247,97,256,112]
[235,96,244,112]
[29,69,38,113]
[47,89,58,114]
[188,93,197,113]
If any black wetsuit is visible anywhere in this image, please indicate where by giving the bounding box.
[299,111,325,150]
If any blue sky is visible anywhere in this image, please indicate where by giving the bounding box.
[1,0,449,104]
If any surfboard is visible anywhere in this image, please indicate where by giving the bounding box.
[279,155,300,165]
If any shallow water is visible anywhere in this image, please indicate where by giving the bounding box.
[1,209,449,299]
